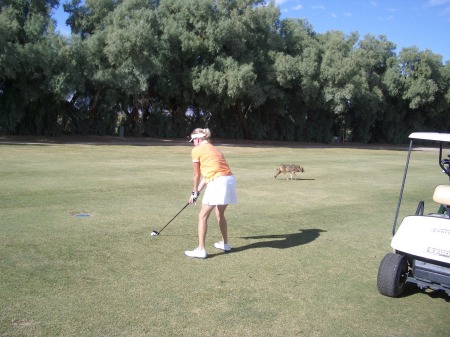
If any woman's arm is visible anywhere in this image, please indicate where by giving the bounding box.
[198,177,206,192]
[192,161,201,192]
[189,162,202,204]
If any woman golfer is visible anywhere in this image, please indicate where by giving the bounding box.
[185,128,237,258]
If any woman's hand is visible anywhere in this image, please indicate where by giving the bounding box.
[189,191,200,204]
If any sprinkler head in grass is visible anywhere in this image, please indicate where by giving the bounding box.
[151,231,160,236]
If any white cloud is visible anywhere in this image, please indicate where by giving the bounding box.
[425,0,450,19]
[312,5,325,10]
[293,4,303,10]
[331,13,337,18]
[427,0,450,6]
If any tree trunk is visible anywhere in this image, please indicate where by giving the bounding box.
[233,104,250,139]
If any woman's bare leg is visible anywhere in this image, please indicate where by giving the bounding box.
[197,204,215,249]
[215,204,229,243]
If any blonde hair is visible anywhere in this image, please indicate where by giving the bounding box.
[191,128,211,141]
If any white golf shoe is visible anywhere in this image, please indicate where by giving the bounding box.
[184,248,207,259]
[214,242,231,252]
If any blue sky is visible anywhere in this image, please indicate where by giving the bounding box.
[52,0,450,62]
[275,0,450,62]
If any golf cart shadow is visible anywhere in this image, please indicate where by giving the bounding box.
[233,228,326,252]
[400,284,450,302]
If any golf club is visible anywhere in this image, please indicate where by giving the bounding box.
[151,202,190,236]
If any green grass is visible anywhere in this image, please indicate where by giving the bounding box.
[1,139,449,337]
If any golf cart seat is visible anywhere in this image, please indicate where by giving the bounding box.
[433,185,450,217]
[433,185,450,205]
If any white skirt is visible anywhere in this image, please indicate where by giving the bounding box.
[202,175,237,205]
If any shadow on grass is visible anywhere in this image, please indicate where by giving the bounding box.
[399,284,450,302]
[274,178,316,181]
[232,228,326,252]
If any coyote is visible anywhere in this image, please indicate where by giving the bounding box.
[274,164,305,180]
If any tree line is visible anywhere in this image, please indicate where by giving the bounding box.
[1,0,449,143]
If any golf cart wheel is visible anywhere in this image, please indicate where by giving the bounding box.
[377,253,408,297]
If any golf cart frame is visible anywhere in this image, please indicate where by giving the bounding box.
[377,132,450,297]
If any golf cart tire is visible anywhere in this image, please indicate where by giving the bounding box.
[377,253,408,297]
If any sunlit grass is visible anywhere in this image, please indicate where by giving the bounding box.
[0,139,449,336]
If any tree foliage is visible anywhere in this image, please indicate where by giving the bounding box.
[1,0,449,142]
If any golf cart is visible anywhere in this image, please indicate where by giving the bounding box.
[377,132,450,297]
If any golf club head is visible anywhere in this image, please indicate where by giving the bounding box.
[150,231,160,236]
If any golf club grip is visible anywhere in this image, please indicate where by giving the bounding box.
[158,202,190,233]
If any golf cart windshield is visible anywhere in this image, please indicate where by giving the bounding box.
[392,132,450,235]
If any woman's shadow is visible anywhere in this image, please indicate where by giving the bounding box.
[232,228,326,252]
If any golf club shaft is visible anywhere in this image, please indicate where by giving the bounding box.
[157,202,190,234]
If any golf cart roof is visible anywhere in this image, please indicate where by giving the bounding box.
[409,132,450,142]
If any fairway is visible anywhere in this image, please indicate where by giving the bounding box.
[1,138,449,337]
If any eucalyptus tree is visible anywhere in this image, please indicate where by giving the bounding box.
[313,30,360,142]
[103,0,160,135]
[189,0,283,139]
[64,0,119,38]
[60,0,113,133]
[156,0,284,139]
[0,0,63,134]
[442,61,450,123]
[273,17,321,141]
[61,0,132,135]
[154,0,215,137]
[373,51,408,143]
[348,34,396,143]
[377,47,450,143]
[431,58,450,132]
[397,47,445,134]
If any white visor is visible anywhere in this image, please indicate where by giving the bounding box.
[189,133,205,142]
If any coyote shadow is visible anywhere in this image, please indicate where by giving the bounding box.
[233,228,326,252]
[284,178,315,181]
